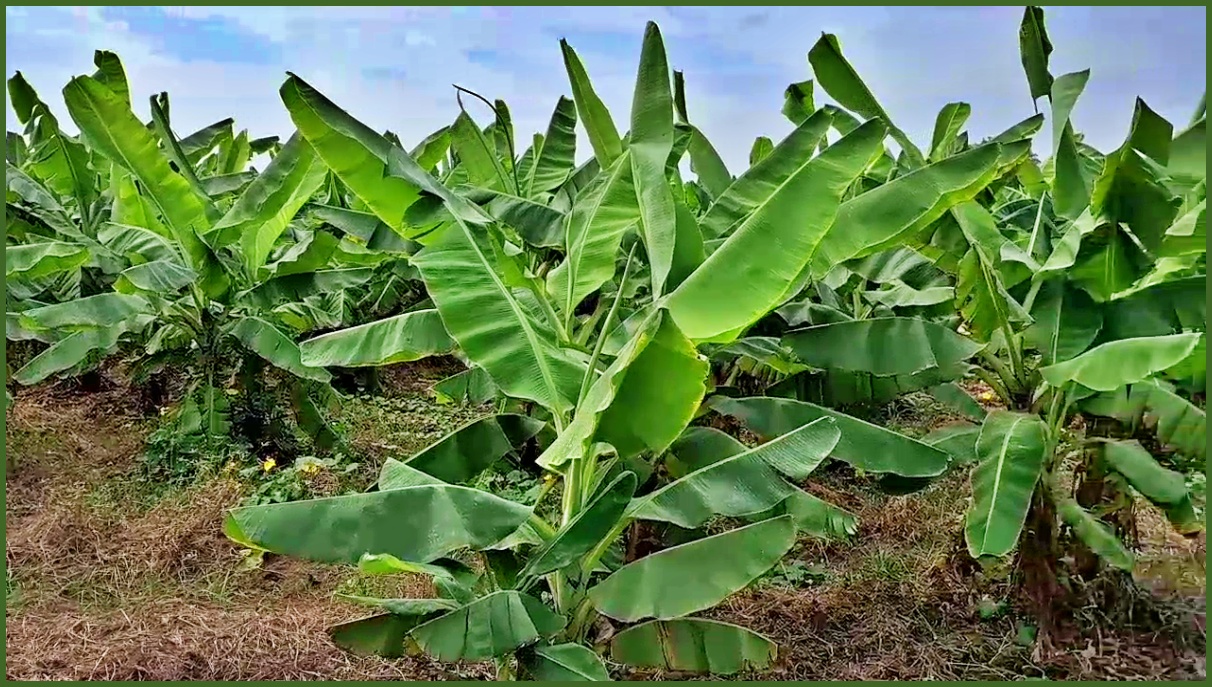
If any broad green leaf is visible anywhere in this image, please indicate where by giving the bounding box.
[228,316,332,383]
[7,163,79,239]
[148,92,218,219]
[666,426,857,539]
[397,414,545,485]
[240,267,375,308]
[62,75,220,292]
[355,553,479,604]
[109,165,170,237]
[1057,499,1134,572]
[695,107,831,241]
[8,71,39,125]
[1100,439,1189,505]
[459,185,562,247]
[113,259,197,295]
[433,366,500,406]
[631,419,839,528]
[588,516,796,621]
[377,460,446,490]
[450,110,511,191]
[1158,199,1205,258]
[409,590,564,661]
[710,337,807,377]
[535,310,662,470]
[668,118,886,341]
[1089,149,1181,257]
[546,154,639,317]
[1082,379,1205,462]
[922,423,981,466]
[224,485,532,564]
[927,383,987,422]
[1025,280,1102,365]
[1018,6,1053,103]
[782,317,982,376]
[1049,70,1091,219]
[952,204,1032,343]
[611,619,776,674]
[781,79,814,125]
[198,172,255,196]
[809,33,926,167]
[1039,333,1201,391]
[521,471,637,580]
[749,136,774,165]
[179,118,234,159]
[410,218,584,415]
[596,315,710,459]
[280,74,420,232]
[629,22,678,297]
[526,96,578,198]
[1032,209,1095,283]
[210,132,328,271]
[5,242,89,280]
[258,230,339,279]
[521,643,610,681]
[991,114,1045,145]
[13,321,143,385]
[1068,230,1144,302]
[810,143,1005,273]
[1167,117,1205,197]
[19,293,149,332]
[337,594,459,617]
[864,283,954,308]
[965,410,1048,559]
[560,39,623,168]
[673,72,732,197]
[667,195,706,291]
[711,396,950,478]
[929,102,971,160]
[299,309,454,368]
[328,613,424,658]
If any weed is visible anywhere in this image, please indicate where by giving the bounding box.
[761,559,830,589]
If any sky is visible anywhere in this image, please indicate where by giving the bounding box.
[5,6,1207,171]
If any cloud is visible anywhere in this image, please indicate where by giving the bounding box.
[5,6,1206,172]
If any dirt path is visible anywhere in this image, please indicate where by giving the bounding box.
[4,373,1205,680]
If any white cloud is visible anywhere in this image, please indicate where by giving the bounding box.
[6,6,1206,173]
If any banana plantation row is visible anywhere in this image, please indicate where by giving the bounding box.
[5,6,1204,681]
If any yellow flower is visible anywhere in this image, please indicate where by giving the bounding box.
[300,462,320,476]
[979,391,995,402]
[262,458,277,473]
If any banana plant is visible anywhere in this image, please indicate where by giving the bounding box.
[931,7,1207,617]
[7,54,414,448]
[221,21,968,679]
